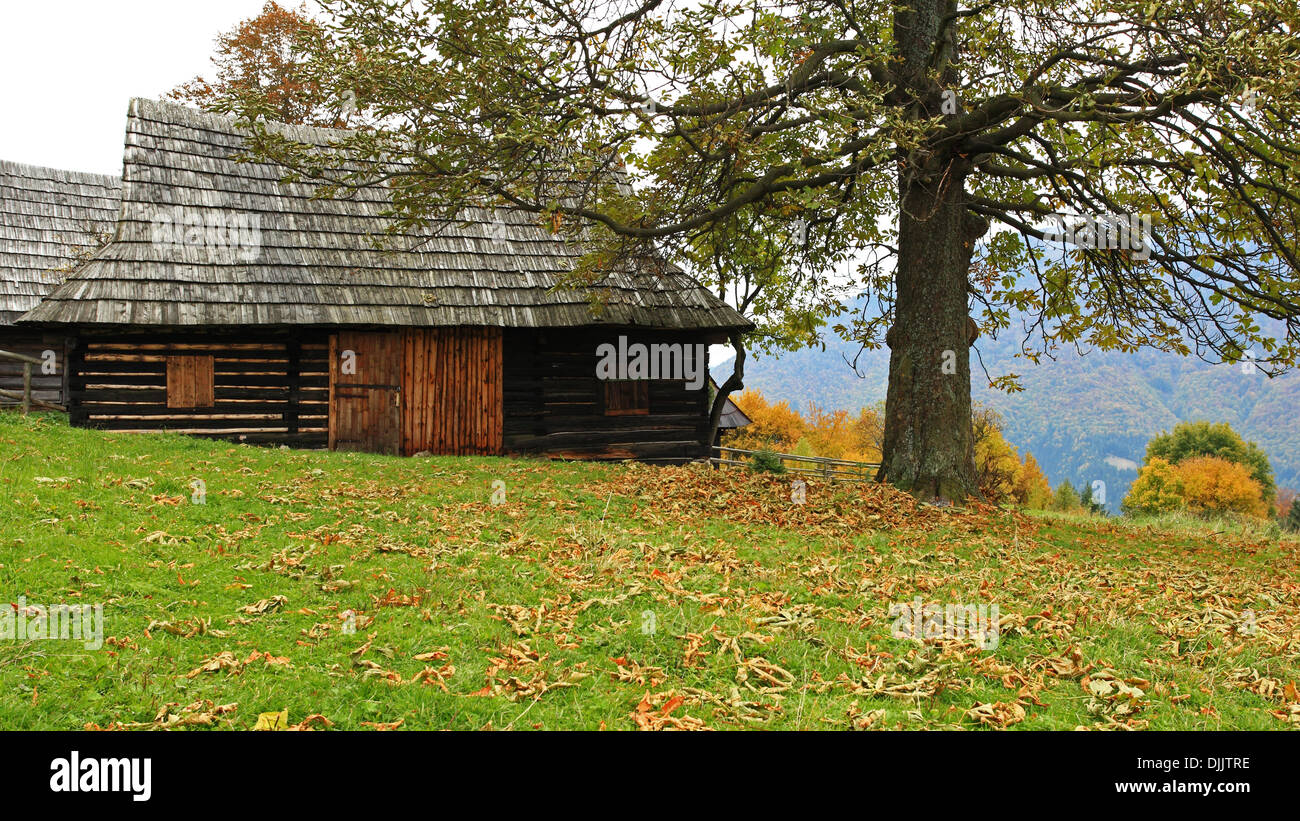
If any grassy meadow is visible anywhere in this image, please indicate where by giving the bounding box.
[1,412,1297,730]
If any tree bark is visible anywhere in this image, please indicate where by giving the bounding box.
[877,173,982,502]
[875,0,982,503]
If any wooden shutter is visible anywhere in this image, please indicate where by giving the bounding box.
[166,355,214,408]
[604,380,649,416]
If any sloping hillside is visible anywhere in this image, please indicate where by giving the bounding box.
[1,413,1298,730]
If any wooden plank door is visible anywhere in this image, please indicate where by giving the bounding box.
[402,328,503,456]
[329,331,402,454]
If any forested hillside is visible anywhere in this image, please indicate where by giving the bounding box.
[719,323,1300,513]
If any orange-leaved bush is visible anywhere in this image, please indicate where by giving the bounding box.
[724,389,805,452]
[725,394,1047,508]
[1174,456,1268,517]
[972,406,1050,507]
[725,390,885,461]
[804,403,857,460]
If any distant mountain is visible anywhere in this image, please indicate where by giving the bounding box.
[716,324,1300,514]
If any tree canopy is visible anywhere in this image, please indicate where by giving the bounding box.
[170,2,347,127]
[207,0,1300,500]
[1145,419,1276,500]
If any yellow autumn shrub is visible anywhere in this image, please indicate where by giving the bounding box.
[1012,453,1053,509]
[1121,458,1185,515]
[1123,455,1268,518]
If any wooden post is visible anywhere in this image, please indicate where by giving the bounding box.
[22,362,31,415]
[285,339,301,436]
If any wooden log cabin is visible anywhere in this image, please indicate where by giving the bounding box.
[19,99,750,461]
[0,160,120,409]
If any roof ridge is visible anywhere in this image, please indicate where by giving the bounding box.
[0,158,121,187]
[128,97,354,147]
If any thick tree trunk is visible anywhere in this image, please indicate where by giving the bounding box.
[876,0,982,503]
[877,175,980,502]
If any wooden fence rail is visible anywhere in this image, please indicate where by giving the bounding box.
[711,446,880,482]
[0,348,66,414]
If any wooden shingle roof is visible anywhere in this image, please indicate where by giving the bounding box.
[22,98,750,332]
[0,160,121,325]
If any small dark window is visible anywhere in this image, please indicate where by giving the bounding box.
[604,380,649,415]
[166,355,215,408]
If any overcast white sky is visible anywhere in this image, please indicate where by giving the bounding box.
[0,0,270,175]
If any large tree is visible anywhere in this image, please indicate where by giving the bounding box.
[220,0,1300,501]
[170,1,348,127]
[1146,420,1276,502]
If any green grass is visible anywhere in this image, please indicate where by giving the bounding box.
[1,412,1298,730]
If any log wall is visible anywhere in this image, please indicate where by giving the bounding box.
[61,326,715,462]
[502,328,712,462]
[68,331,329,447]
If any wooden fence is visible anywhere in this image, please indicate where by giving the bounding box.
[0,348,65,413]
[711,446,879,482]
